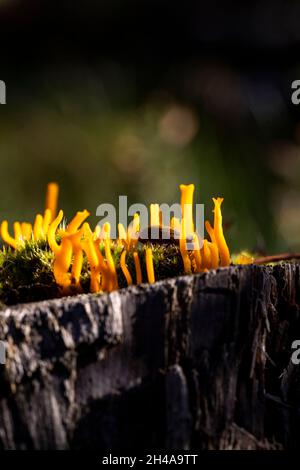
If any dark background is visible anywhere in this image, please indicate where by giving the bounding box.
[1,0,300,254]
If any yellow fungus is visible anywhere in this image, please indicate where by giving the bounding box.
[33,214,44,241]
[67,210,90,234]
[21,223,32,241]
[133,213,140,232]
[118,223,127,246]
[102,222,110,238]
[93,241,109,291]
[180,184,195,236]
[192,233,202,273]
[1,221,17,249]
[65,227,85,288]
[179,218,192,274]
[150,204,160,227]
[53,238,73,290]
[145,247,155,284]
[94,225,101,240]
[42,209,52,235]
[84,239,101,292]
[98,222,118,291]
[127,213,140,249]
[82,238,101,293]
[48,210,64,254]
[201,239,211,270]
[205,220,217,244]
[82,222,93,239]
[104,238,118,291]
[13,222,23,246]
[120,250,133,286]
[0,181,232,296]
[93,240,105,267]
[82,238,99,270]
[212,197,230,266]
[45,182,59,221]
[118,223,127,240]
[71,250,83,287]
[208,241,219,269]
[133,251,142,284]
[205,220,220,269]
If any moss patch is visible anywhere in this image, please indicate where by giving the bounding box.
[0,240,184,306]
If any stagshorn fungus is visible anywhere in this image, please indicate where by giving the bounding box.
[0,182,233,299]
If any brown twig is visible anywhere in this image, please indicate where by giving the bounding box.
[254,253,300,265]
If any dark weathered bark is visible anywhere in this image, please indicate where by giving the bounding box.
[0,263,299,449]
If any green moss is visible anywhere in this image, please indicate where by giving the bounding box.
[0,240,58,305]
[0,239,184,306]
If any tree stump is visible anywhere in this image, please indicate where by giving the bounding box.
[0,263,299,449]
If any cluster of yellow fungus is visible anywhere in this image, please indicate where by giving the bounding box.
[0,182,231,295]
[47,208,154,293]
[178,184,231,274]
[0,182,59,250]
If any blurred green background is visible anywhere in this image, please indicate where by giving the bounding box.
[1,0,300,254]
